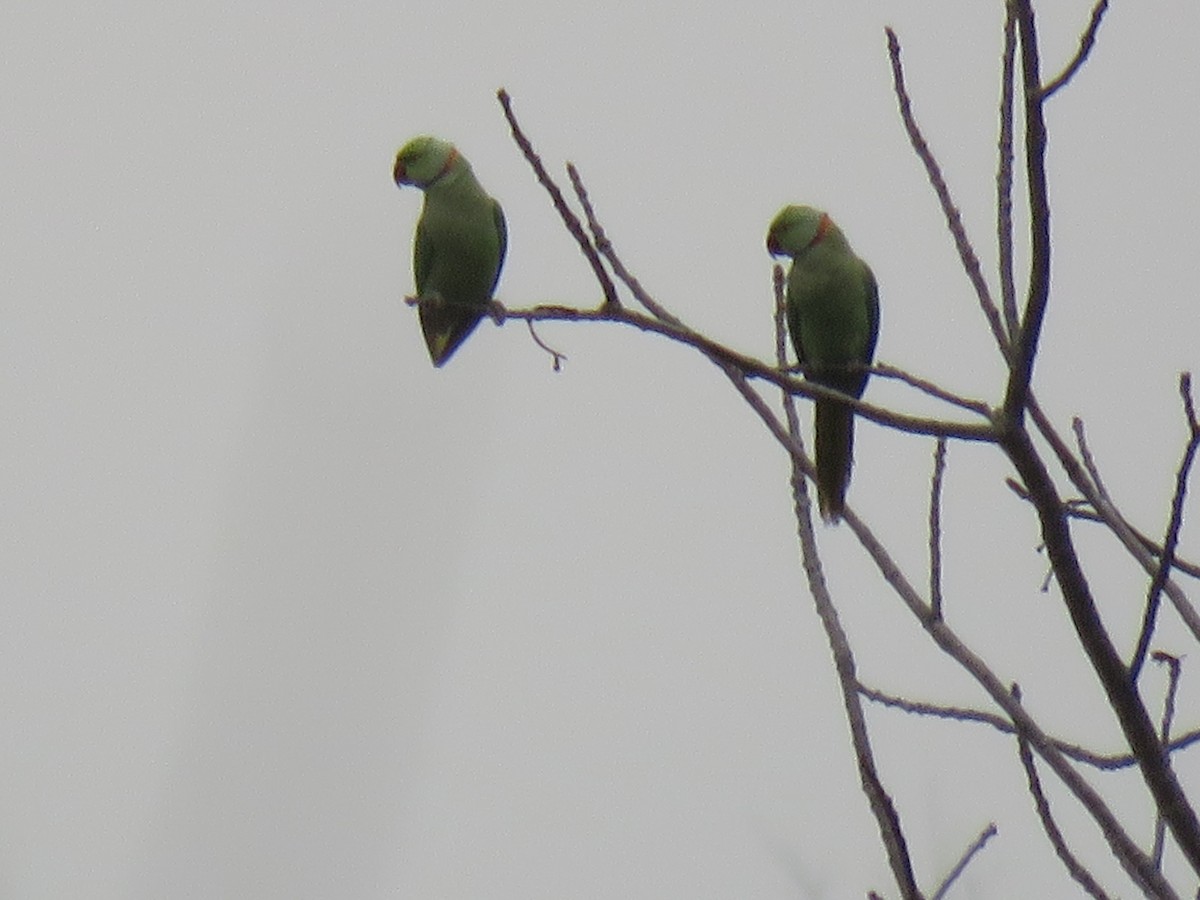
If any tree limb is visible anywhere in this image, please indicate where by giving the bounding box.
[497,88,620,309]
[1130,374,1200,681]
[930,823,998,900]
[859,683,1200,770]
[772,271,922,900]
[1011,685,1120,899]
[886,27,1009,360]
[1041,0,1111,99]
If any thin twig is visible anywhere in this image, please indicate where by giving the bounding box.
[859,683,1200,770]
[842,500,1174,894]
[1011,685,1118,900]
[567,163,680,326]
[495,301,997,443]
[848,508,1171,889]
[485,118,996,443]
[1027,395,1200,632]
[871,363,993,416]
[1042,0,1111,99]
[1153,652,1184,869]
[885,27,1009,360]
[1159,653,1185,742]
[720,364,815,485]
[708,273,817,525]
[1025,393,1098,498]
[525,319,567,371]
[496,89,620,309]
[930,438,948,620]
[772,271,921,900]
[1004,477,1200,580]
[773,264,790,376]
[1004,414,1200,880]
[930,824,998,900]
[715,278,815,486]
[997,1,1020,341]
[1072,417,1114,505]
[771,268,817,513]
[1002,0,1051,420]
[1131,374,1200,681]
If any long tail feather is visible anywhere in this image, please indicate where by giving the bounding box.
[419,300,485,367]
[814,398,855,523]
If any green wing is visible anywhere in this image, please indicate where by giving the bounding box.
[413,213,433,298]
[490,198,507,297]
[864,265,880,379]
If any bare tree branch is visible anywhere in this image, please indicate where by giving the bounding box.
[1000,428,1200,580]
[1026,396,1200,634]
[1003,0,1052,420]
[1131,374,1200,681]
[496,89,620,309]
[1062,505,1200,580]
[930,438,948,621]
[992,5,1200,868]
[1003,416,1200,877]
[843,505,1172,892]
[1011,685,1120,899]
[885,27,1009,360]
[997,1,1020,340]
[710,272,814,488]
[492,301,997,442]
[524,319,566,370]
[930,823,998,900]
[1153,652,1185,869]
[492,116,997,445]
[772,272,921,900]
[567,162,681,327]
[871,363,993,417]
[859,683,1200,770]
[1038,506,1200,580]
[1072,417,1116,505]
[773,264,790,374]
[1042,0,1111,99]
[494,14,1199,885]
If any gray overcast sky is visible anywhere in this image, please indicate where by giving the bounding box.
[3,1,1199,897]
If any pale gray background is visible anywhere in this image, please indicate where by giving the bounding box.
[3,1,1198,897]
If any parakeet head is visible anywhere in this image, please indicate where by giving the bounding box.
[393,136,461,188]
[766,204,832,258]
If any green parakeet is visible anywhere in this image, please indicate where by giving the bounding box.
[767,205,879,522]
[393,136,507,366]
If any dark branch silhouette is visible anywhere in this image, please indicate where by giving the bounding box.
[859,683,1200,770]
[930,824,998,900]
[886,27,1009,360]
[929,438,947,620]
[1131,375,1200,681]
[1012,685,1120,899]
[1042,0,1111,99]
[469,2,1199,890]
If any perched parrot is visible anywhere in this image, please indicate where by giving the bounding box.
[393,136,507,366]
[766,205,879,522]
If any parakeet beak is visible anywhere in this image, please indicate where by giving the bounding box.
[766,235,781,257]
[393,157,407,186]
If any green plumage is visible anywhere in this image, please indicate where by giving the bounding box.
[767,205,879,522]
[393,136,507,366]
